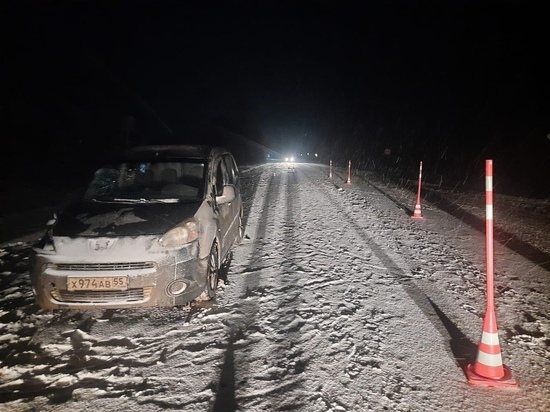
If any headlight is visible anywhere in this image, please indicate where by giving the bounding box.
[159,219,199,248]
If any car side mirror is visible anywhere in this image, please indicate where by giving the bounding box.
[216,185,236,205]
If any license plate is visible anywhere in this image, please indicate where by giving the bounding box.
[67,276,128,291]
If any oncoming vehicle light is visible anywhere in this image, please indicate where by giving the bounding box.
[159,219,199,248]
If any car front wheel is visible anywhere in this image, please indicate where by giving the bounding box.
[198,242,219,301]
[237,206,245,243]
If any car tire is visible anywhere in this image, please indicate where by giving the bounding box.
[199,242,219,301]
[237,206,245,243]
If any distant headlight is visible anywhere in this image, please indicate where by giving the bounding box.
[159,219,199,248]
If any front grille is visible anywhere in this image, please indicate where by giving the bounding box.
[50,262,155,271]
[51,287,153,303]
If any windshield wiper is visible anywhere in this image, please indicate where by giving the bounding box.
[113,198,181,204]
[90,197,181,204]
[112,198,151,203]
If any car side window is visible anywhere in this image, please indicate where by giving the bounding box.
[223,153,239,186]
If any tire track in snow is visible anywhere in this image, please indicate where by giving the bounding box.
[299,165,479,408]
[256,168,310,410]
[231,167,317,410]
[225,165,368,411]
[308,167,484,385]
[332,175,489,356]
[283,168,395,410]
[214,166,287,411]
[235,165,413,410]
[292,167,412,409]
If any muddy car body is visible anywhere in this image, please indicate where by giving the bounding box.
[30,145,243,309]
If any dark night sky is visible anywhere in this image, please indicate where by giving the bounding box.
[2,0,549,196]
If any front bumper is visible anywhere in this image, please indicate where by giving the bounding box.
[30,236,207,310]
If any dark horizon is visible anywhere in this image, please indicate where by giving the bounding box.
[2,0,549,197]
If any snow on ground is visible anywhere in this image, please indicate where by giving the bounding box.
[0,163,549,411]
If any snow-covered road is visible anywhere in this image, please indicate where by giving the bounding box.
[0,163,548,411]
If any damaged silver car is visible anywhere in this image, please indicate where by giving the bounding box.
[30,145,244,309]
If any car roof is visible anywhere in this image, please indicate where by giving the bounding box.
[120,145,228,161]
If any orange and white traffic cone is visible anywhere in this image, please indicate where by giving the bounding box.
[411,161,424,219]
[412,203,423,219]
[465,309,517,387]
[465,160,518,388]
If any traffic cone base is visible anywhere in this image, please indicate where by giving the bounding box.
[466,309,518,388]
[411,204,423,219]
[465,364,518,388]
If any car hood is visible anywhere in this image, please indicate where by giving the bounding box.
[52,200,203,237]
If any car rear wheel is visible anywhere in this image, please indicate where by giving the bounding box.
[199,242,219,301]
